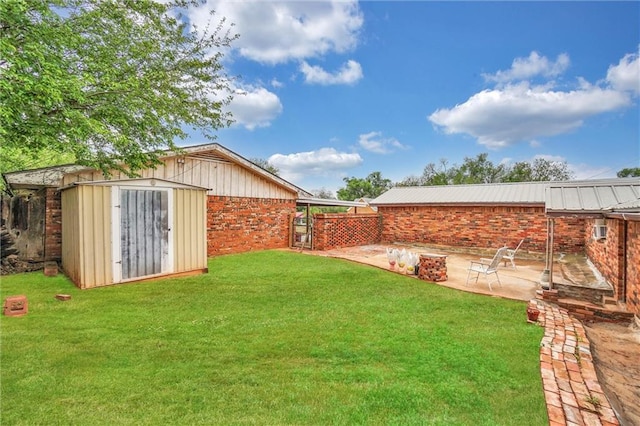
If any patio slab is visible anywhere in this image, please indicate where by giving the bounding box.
[298,243,578,301]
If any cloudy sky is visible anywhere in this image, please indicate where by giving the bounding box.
[182,1,639,196]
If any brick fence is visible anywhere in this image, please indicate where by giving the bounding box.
[377,205,585,254]
[312,213,382,251]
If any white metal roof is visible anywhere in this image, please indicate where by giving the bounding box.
[59,178,209,191]
[296,197,369,208]
[371,181,550,205]
[545,178,640,215]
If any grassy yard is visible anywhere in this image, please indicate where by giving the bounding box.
[1,250,546,425]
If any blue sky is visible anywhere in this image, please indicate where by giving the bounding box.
[183,1,640,196]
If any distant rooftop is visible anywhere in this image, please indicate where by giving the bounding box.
[371,178,640,212]
[371,181,550,205]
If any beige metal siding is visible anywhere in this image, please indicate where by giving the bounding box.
[173,188,207,272]
[61,187,81,285]
[62,185,112,289]
[62,157,296,199]
[78,185,112,288]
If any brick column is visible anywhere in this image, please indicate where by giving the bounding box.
[44,188,62,262]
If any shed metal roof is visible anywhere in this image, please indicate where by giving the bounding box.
[545,178,640,215]
[371,181,549,205]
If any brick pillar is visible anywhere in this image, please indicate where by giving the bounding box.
[44,188,62,262]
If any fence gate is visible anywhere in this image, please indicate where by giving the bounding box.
[120,189,170,280]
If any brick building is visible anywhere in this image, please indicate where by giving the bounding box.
[2,144,311,284]
[545,179,640,317]
[370,182,584,254]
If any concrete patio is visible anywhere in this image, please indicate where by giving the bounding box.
[298,243,602,302]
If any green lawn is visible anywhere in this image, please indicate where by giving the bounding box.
[0,250,547,425]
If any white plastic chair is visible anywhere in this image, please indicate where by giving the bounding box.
[466,247,509,291]
[502,239,525,270]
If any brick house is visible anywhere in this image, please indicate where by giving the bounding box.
[2,143,312,284]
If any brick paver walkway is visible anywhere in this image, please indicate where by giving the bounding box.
[529,300,619,426]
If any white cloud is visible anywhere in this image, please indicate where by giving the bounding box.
[483,51,570,84]
[188,1,363,65]
[429,49,638,149]
[268,147,362,181]
[300,60,363,85]
[271,78,284,89]
[568,163,617,180]
[358,131,408,154]
[228,85,283,130]
[606,46,640,95]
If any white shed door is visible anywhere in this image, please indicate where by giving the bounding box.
[120,189,170,280]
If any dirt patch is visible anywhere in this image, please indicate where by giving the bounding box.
[584,321,640,426]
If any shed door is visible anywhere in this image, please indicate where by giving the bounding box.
[120,189,170,280]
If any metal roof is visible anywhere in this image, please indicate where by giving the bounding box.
[545,178,640,215]
[296,197,369,208]
[371,181,550,205]
[2,164,91,192]
[59,178,209,192]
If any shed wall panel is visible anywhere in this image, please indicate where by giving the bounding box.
[173,189,207,272]
[61,185,112,288]
[61,187,81,284]
[78,185,112,288]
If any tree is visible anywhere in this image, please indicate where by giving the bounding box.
[503,158,573,182]
[450,153,506,184]
[617,167,640,178]
[0,0,237,176]
[397,160,448,186]
[312,188,335,199]
[250,158,279,176]
[337,171,392,201]
[398,154,574,186]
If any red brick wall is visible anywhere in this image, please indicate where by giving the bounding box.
[207,196,295,256]
[44,188,62,262]
[626,221,640,316]
[586,218,624,299]
[312,213,382,250]
[377,205,585,254]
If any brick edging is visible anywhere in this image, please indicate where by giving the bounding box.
[529,300,619,425]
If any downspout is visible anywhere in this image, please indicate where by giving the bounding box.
[549,218,554,290]
[621,218,628,302]
[305,203,311,250]
[541,217,552,289]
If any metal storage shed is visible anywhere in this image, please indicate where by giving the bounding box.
[61,178,208,289]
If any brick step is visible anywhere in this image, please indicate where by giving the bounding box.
[555,297,634,323]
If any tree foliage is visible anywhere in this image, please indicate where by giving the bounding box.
[398,154,574,186]
[617,167,640,178]
[250,158,279,176]
[0,0,237,176]
[337,171,392,201]
[312,187,335,199]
